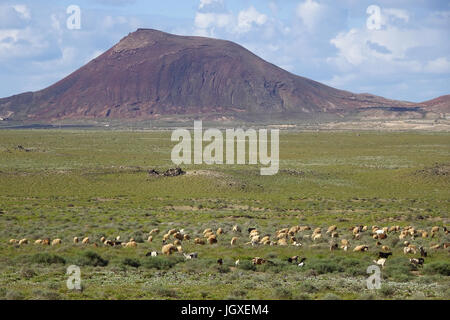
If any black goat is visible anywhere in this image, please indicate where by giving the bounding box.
[378,251,393,259]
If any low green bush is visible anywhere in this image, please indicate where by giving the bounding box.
[28,253,66,265]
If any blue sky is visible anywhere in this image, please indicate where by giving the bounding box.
[0,0,449,102]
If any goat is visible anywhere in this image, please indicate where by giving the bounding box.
[378,251,392,259]
[409,258,424,266]
[419,246,427,257]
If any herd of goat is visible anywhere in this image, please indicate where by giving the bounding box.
[8,224,449,268]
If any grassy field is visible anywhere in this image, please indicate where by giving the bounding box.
[0,129,449,300]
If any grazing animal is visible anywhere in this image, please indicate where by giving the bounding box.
[147,236,153,242]
[250,235,260,245]
[162,234,170,242]
[330,242,338,251]
[51,239,62,246]
[194,238,205,245]
[183,252,198,260]
[146,251,159,257]
[430,244,441,250]
[381,245,390,251]
[232,225,241,233]
[409,258,424,266]
[353,245,369,252]
[203,231,214,239]
[73,237,79,244]
[183,234,190,241]
[173,239,181,246]
[104,240,114,246]
[208,235,218,244]
[249,229,260,237]
[378,251,392,259]
[34,239,43,245]
[252,257,266,265]
[326,225,337,234]
[18,239,28,245]
[161,243,177,255]
[9,239,19,244]
[230,237,238,245]
[173,232,183,241]
[288,256,299,263]
[419,246,427,257]
[378,233,387,240]
[298,258,306,267]
[125,241,137,248]
[403,246,416,254]
[248,227,257,234]
[42,238,50,245]
[235,259,240,266]
[100,236,106,243]
[82,237,90,244]
[444,243,450,249]
[373,258,387,268]
[312,233,322,241]
[150,228,160,235]
[216,228,224,235]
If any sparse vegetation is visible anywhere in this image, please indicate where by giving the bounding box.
[0,130,448,300]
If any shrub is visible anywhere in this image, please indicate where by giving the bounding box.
[154,287,178,298]
[321,293,341,300]
[5,290,24,300]
[74,251,108,267]
[29,253,66,265]
[122,258,141,268]
[424,262,450,276]
[299,283,319,294]
[20,267,37,279]
[238,260,256,271]
[383,257,413,281]
[307,259,343,274]
[273,287,293,299]
[142,256,183,270]
[379,284,395,297]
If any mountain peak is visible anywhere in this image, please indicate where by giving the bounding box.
[0,29,446,122]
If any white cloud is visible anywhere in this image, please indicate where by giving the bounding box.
[194,5,267,35]
[194,12,232,30]
[12,5,31,20]
[382,8,409,23]
[199,0,222,9]
[237,6,268,33]
[296,0,324,32]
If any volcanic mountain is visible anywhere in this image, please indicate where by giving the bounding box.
[0,28,447,121]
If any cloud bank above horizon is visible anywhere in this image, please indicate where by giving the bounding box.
[0,0,449,102]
